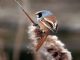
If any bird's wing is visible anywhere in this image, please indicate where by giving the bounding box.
[40,20,54,32]
[44,16,57,29]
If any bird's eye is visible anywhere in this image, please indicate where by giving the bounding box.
[38,12,42,18]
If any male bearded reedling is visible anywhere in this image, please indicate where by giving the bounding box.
[28,10,72,60]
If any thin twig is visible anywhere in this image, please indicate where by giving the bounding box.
[14,0,36,25]
[36,32,49,51]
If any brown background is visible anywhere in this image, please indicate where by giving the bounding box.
[0,0,80,60]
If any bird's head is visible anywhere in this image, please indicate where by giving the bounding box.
[35,10,58,34]
[35,10,53,21]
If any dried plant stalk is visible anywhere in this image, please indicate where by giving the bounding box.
[28,25,72,60]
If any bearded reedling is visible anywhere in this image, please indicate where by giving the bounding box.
[35,10,58,51]
[28,10,72,60]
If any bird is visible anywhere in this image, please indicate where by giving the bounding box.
[34,10,58,51]
[35,10,58,34]
[28,10,72,60]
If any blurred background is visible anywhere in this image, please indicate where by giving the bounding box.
[0,0,80,60]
